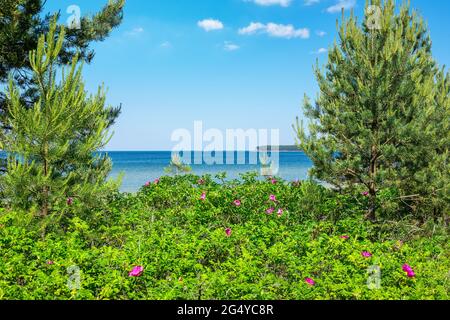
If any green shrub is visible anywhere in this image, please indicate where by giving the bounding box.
[0,175,448,300]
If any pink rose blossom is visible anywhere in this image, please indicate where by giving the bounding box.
[67,197,73,206]
[233,200,241,207]
[305,277,315,286]
[362,191,369,196]
[154,178,160,184]
[361,251,372,258]
[145,181,150,187]
[402,264,416,278]
[200,192,206,201]
[340,235,349,239]
[129,266,144,277]
[277,209,284,217]
[402,264,413,273]
[269,194,277,202]
[271,179,277,185]
[266,208,275,215]
[46,260,54,265]
[225,228,232,237]
[198,179,205,185]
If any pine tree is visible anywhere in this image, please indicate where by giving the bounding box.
[0,0,125,152]
[294,0,449,220]
[1,21,119,216]
[164,153,192,175]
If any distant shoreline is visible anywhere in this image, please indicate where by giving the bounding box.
[100,149,304,153]
[257,145,301,152]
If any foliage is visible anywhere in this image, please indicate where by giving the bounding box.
[294,0,450,220]
[0,21,119,216]
[0,175,448,300]
[164,153,192,175]
[0,0,124,99]
[0,0,125,166]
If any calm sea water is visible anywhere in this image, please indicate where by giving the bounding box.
[105,151,313,193]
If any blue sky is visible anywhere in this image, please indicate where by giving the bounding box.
[45,0,450,151]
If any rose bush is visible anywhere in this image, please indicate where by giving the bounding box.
[0,174,448,300]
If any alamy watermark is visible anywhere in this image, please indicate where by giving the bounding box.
[366,5,382,31]
[67,265,81,291]
[66,5,81,30]
[171,121,280,176]
[367,265,381,290]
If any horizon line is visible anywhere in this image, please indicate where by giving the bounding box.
[100,149,303,152]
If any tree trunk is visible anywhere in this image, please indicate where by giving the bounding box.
[41,143,49,217]
[366,193,377,221]
[41,186,49,217]
[366,145,378,221]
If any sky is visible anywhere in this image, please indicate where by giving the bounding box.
[44,0,450,151]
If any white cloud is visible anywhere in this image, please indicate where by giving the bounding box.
[238,22,266,35]
[246,0,292,7]
[267,23,310,38]
[198,19,224,31]
[160,41,172,48]
[326,0,356,13]
[239,22,310,39]
[316,30,327,37]
[304,0,320,6]
[125,27,144,36]
[223,41,240,51]
[311,47,328,54]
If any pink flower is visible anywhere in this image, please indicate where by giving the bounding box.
[129,266,144,277]
[154,178,160,184]
[198,179,205,185]
[67,197,73,206]
[225,228,232,237]
[145,181,150,187]
[402,264,415,278]
[233,200,241,207]
[362,191,369,196]
[402,264,413,273]
[305,277,315,286]
[271,179,277,185]
[200,192,206,201]
[269,194,277,202]
[361,251,372,258]
[277,209,284,217]
[46,260,54,265]
[266,208,275,215]
[340,235,349,239]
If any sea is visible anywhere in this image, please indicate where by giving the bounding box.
[0,150,314,193]
[106,151,313,193]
